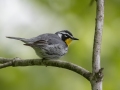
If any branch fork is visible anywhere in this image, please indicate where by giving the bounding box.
[91,68,104,83]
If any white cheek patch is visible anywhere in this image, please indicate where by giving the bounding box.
[58,33,62,39]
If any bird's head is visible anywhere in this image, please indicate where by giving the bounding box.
[55,30,79,46]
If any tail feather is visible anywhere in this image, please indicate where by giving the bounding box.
[6,36,23,40]
[6,36,31,44]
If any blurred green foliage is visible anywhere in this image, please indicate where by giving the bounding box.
[0,0,120,90]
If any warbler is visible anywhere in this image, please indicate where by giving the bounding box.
[7,30,79,60]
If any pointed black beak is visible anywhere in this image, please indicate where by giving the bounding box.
[72,37,79,40]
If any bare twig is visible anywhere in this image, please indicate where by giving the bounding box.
[0,57,91,81]
[91,0,104,90]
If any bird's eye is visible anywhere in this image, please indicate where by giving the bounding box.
[64,35,67,37]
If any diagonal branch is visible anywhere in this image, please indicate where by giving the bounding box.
[0,57,91,81]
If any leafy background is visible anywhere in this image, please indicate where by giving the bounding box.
[0,0,120,90]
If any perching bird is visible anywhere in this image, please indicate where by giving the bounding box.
[7,30,79,60]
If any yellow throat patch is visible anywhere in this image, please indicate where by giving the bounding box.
[65,38,72,46]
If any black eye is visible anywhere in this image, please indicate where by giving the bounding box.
[64,35,67,37]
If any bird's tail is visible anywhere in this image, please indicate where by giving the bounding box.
[6,36,28,43]
[6,36,24,40]
[7,36,32,45]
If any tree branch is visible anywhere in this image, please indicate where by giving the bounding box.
[0,57,91,81]
[91,0,104,90]
[92,0,104,75]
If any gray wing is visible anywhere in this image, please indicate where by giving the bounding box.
[26,33,67,47]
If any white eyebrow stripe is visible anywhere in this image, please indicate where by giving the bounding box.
[60,32,73,38]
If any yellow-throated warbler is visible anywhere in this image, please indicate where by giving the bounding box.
[7,30,79,60]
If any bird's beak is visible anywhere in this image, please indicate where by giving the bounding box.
[72,37,79,40]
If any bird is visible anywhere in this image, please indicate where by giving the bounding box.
[6,30,79,60]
